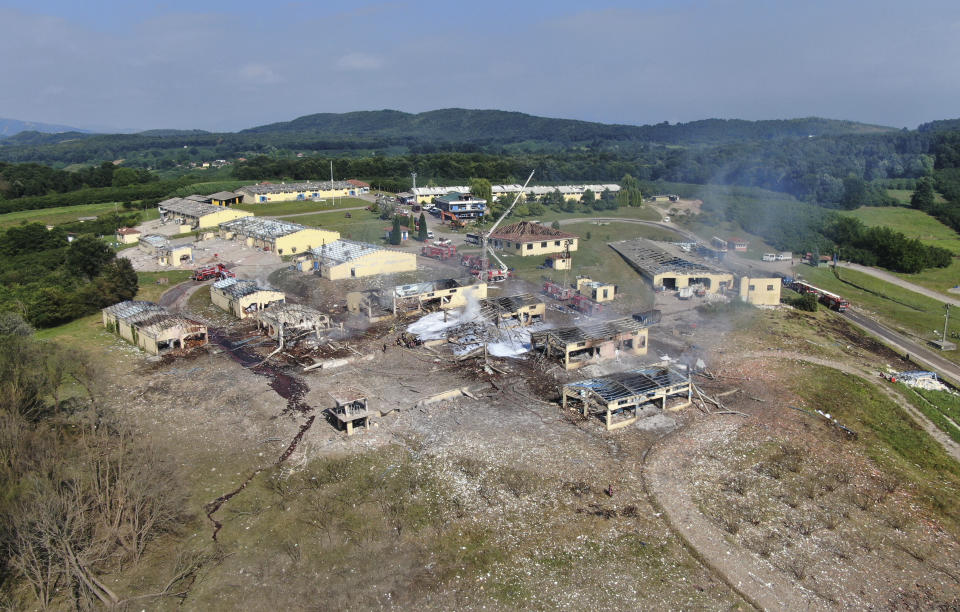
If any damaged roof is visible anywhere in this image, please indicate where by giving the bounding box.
[609,239,721,276]
[220,216,308,240]
[212,277,277,299]
[256,303,328,328]
[310,239,405,266]
[490,221,577,242]
[480,293,541,315]
[532,317,648,345]
[565,366,690,402]
[158,197,225,218]
[102,300,206,339]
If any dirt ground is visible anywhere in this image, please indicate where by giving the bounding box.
[84,256,960,610]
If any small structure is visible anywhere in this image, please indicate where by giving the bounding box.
[102,300,208,355]
[384,225,411,241]
[210,277,285,319]
[576,277,617,303]
[256,303,332,346]
[561,365,692,430]
[728,238,749,252]
[209,191,243,207]
[219,217,339,255]
[328,389,372,436]
[307,239,417,280]
[711,236,729,252]
[739,277,781,306]
[479,294,545,327]
[609,239,734,293]
[115,227,141,244]
[531,317,649,370]
[545,252,572,270]
[393,278,487,314]
[489,221,578,257]
[139,234,193,267]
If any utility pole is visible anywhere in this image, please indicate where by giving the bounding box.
[411,172,417,200]
[943,303,951,344]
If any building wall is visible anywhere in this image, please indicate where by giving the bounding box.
[577,278,616,302]
[116,232,140,244]
[651,271,734,293]
[400,283,487,312]
[160,245,192,267]
[195,209,252,229]
[320,250,417,280]
[212,288,286,318]
[494,237,579,257]
[274,229,340,255]
[239,187,354,204]
[739,277,781,306]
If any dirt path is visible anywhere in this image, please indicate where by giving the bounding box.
[644,415,831,611]
[741,350,960,464]
[837,261,960,306]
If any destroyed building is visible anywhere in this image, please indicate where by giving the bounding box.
[489,221,578,257]
[102,301,208,355]
[609,238,734,293]
[306,239,417,280]
[157,198,252,230]
[255,303,332,346]
[530,317,649,370]
[210,277,286,319]
[576,277,617,303]
[327,389,372,436]
[479,294,545,327]
[562,365,692,430]
[138,234,193,267]
[393,279,487,314]
[218,217,339,255]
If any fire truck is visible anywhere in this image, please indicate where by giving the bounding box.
[543,280,575,301]
[570,294,603,316]
[420,239,457,260]
[192,263,235,281]
[789,280,850,312]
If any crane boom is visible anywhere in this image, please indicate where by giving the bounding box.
[479,170,534,283]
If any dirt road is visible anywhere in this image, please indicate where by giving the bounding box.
[837,261,960,306]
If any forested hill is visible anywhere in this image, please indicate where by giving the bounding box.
[0,118,88,138]
[242,109,896,144]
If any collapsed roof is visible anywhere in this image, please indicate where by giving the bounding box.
[490,221,577,243]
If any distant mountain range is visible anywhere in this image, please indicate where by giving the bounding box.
[0,118,90,138]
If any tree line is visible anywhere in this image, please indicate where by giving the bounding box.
[0,161,156,200]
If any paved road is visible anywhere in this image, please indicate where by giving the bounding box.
[837,261,960,307]
[842,308,960,386]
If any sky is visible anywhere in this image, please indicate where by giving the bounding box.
[2,0,959,132]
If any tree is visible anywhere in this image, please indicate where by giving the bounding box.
[839,176,867,209]
[469,178,492,206]
[551,220,561,230]
[389,216,402,245]
[417,212,428,241]
[68,237,115,279]
[910,177,936,212]
[582,189,596,207]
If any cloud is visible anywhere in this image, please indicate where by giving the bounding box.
[238,63,283,84]
[335,52,384,71]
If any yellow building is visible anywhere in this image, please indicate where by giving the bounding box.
[545,253,572,270]
[610,239,734,294]
[115,227,141,244]
[392,279,487,314]
[218,217,339,256]
[235,181,360,204]
[309,239,417,280]
[211,278,286,319]
[739,277,781,306]
[102,301,208,355]
[479,294,545,326]
[576,277,617,303]
[158,198,252,229]
[209,191,243,207]
[489,221,578,257]
[139,235,193,267]
[531,318,649,370]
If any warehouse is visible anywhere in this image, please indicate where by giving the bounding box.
[609,238,734,293]
[219,217,339,255]
[739,277,781,306]
[210,277,285,319]
[479,293,545,326]
[530,317,649,370]
[102,301,208,355]
[561,365,692,430]
[308,239,417,280]
[235,181,359,204]
[411,184,621,204]
[489,221,578,257]
[158,197,252,230]
[392,278,487,314]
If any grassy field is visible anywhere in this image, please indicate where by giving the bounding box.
[0,202,160,229]
[798,265,960,360]
[235,197,368,217]
[293,209,391,244]
[886,189,947,205]
[846,206,960,254]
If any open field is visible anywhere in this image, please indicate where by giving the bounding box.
[846,205,960,254]
[886,188,947,205]
[236,197,369,217]
[893,258,960,298]
[0,202,160,229]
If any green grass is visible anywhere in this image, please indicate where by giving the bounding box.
[0,202,138,229]
[799,266,960,362]
[794,365,960,532]
[235,197,368,217]
[892,259,960,298]
[294,210,393,244]
[136,271,193,302]
[886,189,947,205]
[846,206,960,254]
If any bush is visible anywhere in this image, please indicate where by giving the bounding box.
[790,293,819,311]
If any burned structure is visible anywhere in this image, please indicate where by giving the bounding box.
[102,301,208,355]
[479,294,545,327]
[530,317,649,370]
[210,278,286,319]
[218,217,339,255]
[562,365,692,430]
[327,389,372,436]
[610,238,733,293]
[393,279,487,315]
[306,239,417,280]
[255,303,333,347]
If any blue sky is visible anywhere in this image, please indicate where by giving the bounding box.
[2,0,959,131]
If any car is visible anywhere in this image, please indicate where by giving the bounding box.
[426,230,435,239]
[663,216,671,223]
